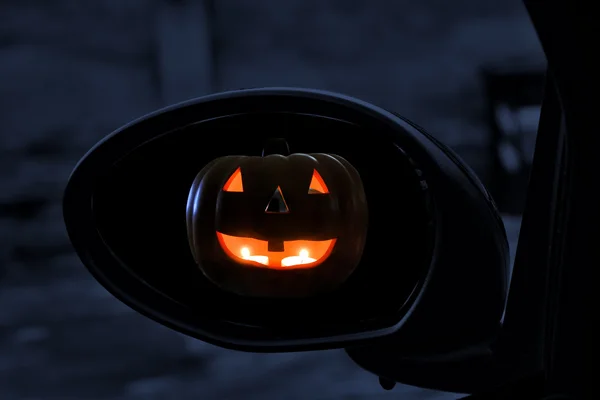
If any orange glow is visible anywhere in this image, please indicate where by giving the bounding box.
[216,232,336,269]
[308,169,329,194]
[223,167,243,192]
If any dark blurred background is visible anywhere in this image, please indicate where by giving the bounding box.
[0,1,544,399]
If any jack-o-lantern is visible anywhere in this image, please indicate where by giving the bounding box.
[186,139,368,297]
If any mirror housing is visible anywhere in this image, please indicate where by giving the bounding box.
[64,88,509,391]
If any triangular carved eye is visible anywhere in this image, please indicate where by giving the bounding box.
[223,167,243,192]
[308,169,329,194]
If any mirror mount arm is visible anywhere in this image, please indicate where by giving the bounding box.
[345,71,567,396]
[492,71,567,380]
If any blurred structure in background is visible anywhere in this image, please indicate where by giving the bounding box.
[0,0,543,399]
[483,63,545,214]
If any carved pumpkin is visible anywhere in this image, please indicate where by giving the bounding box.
[186,139,368,297]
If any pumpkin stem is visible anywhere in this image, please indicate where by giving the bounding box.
[262,138,290,156]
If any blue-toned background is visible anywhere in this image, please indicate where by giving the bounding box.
[0,1,543,399]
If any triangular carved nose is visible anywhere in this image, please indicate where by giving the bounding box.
[265,186,289,213]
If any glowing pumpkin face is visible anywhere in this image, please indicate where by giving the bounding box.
[217,166,337,269]
[186,142,368,297]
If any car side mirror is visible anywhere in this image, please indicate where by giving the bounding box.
[63,88,510,394]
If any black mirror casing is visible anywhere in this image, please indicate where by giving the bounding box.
[63,88,509,374]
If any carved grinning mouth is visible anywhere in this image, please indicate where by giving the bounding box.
[216,232,336,270]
